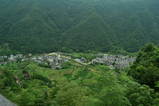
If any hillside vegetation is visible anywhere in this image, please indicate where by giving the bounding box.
[0,0,159,53]
[1,43,159,105]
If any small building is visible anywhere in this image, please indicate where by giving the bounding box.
[8,55,14,61]
[80,57,87,63]
[0,56,4,62]
[15,54,23,58]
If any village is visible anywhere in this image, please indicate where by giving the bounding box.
[0,53,70,70]
[0,53,136,70]
[91,54,136,69]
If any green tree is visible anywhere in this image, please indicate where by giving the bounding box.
[93,71,131,106]
[14,80,50,106]
[54,77,93,106]
[126,81,158,106]
[128,43,159,89]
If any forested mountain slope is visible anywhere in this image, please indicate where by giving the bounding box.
[0,0,159,53]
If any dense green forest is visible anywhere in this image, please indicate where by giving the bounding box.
[0,0,159,53]
[1,43,159,106]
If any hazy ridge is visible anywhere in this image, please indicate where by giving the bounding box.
[0,0,159,53]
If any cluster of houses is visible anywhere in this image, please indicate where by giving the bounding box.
[73,54,136,69]
[30,54,70,69]
[92,54,136,69]
[0,54,24,65]
[0,53,136,70]
[0,53,70,70]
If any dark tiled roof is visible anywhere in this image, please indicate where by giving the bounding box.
[0,94,17,106]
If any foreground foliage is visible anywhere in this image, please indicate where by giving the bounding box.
[0,52,159,106]
[128,43,159,90]
[1,44,159,106]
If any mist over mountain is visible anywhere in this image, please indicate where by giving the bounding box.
[0,0,159,53]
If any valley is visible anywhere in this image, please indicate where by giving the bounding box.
[1,0,159,105]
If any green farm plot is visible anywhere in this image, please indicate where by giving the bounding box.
[62,68,90,80]
[4,62,57,78]
[90,64,109,71]
[83,79,92,84]
[1,57,100,86]
[74,70,89,79]
[73,70,96,85]
[76,79,82,85]
[63,73,74,80]
[85,72,94,78]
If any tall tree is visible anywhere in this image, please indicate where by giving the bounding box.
[128,43,159,89]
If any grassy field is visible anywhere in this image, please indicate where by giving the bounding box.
[0,53,113,87]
